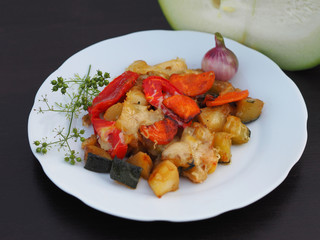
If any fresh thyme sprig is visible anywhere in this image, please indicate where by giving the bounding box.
[33,65,110,164]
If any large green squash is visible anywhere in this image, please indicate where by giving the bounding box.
[159,0,320,70]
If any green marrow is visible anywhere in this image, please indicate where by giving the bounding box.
[84,152,112,173]
[110,157,142,189]
[158,0,320,70]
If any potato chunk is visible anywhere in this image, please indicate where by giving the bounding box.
[161,141,193,168]
[127,152,153,179]
[126,58,188,79]
[223,115,250,144]
[148,160,179,198]
[235,97,264,123]
[198,105,233,132]
[179,122,219,183]
[81,134,98,149]
[209,80,235,95]
[182,165,208,183]
[214,132,232,163]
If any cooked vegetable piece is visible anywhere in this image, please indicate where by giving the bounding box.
[82,113,91,127]
[126,58,188,79]
[115,100,164,139]
[84,145,112,161]
[207,161,218,174]
[179,122,219,182]
[182,165,209,183]
[81,134,98,149]
[93,119,127,159]
[223,115,250,144]
[198,105,232,132]
[187,122,214,143]
[163,95,200,122]
[201,94,216,107]
[209,79,235,95]
[103,102,123,121]
[110,157,142,189]
[140,118,178,145]
[141,135,178,158]
[206,90,249,107]
[125,86,148,105]
[161,141,193,168]
[88,71,140,159]
[148,160,179,198]
[169,71,215,97]
[84,152,113,173]
[235,97,264,123]
[214,132,232,163]
[89,71,139,120]
[127,152,153,179]
[142,75,189,126]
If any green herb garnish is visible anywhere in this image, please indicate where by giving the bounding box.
[33,65,110,164]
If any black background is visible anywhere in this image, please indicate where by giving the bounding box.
[1,1,320,239]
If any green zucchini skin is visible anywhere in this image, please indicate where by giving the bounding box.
[84,153,112,173]
[110,157,142,189]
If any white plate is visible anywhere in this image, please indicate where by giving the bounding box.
[28,30,308,222]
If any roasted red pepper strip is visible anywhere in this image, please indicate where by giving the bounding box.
[140,118,178,145]
[142,76,181,109]
[206,90,249,107]
[169,71,215,97]
[89,71,139,120]
[89,71,138,159]
[142,76,196,127]
[163,95,200,122]
[92,119,127,159]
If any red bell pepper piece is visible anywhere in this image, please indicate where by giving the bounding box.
[140,118,178,145]
[169,71,215,97]
[142,76,181,109]
[89,71,139,120]
[142,76,198,127]
[92,119,127,159]
[89,71,138,159]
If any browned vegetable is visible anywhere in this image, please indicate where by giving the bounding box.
[81,134,98,149]
[84,145,112,162]
[127,152,153,179]
[148,160,179,198]
[235,97,264,123]
[214,132,232,163]
[223,115,250,144]
[209,79,235,95]
[198,104,233,132]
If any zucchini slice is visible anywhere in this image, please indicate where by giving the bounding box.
[84,152,112,173]
[110,157,142,189]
